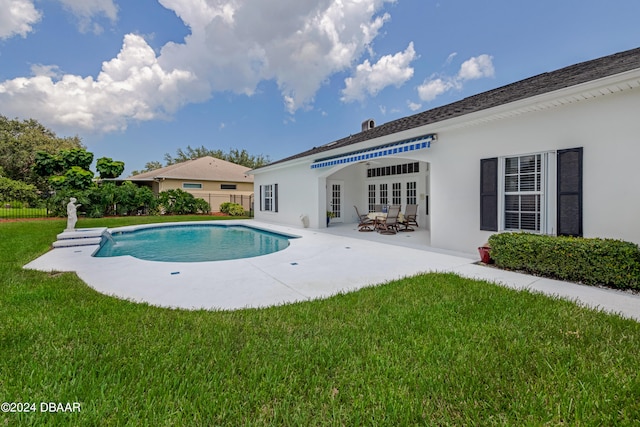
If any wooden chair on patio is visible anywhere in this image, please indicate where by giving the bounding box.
[354,205,374,232]
[376,205,401,235]
[399,204,418,231]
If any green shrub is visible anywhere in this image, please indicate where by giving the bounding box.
[488,232,640,290]
[158,189,210,215]
[219,202,245,216]
[47,189,91,217]
[0,176,39,205]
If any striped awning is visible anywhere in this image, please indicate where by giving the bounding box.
[310,134,435,169]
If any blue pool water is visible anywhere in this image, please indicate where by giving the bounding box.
[94,224,293,262]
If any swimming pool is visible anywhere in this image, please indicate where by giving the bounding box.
[94,223,295,262]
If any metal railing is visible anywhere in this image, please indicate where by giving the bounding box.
[199,193,254,217]
[1,201,52,220]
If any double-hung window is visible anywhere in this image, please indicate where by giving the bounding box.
[504,154,543,232]
[260,184,278,212]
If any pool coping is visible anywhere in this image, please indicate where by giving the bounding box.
[23,220,640,320]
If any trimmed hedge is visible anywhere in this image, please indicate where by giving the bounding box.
[487,232,640,290]
[219,202,245,216]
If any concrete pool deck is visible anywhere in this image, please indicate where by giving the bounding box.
[23,220,640,321]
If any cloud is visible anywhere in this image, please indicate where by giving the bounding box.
[57,0,118,33]
[159,0,396,112]
[0,0,42,39]
[458,54,494,80]
[0,34,202,133]
[341,42,417,103]
[444,52,457,66]
[417,54,494,102]
[1,0,398,132]
[0,0,117,38]
[407,100,421,111]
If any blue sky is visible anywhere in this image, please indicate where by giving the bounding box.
[1,0,639,176]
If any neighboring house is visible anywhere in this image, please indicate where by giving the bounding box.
[250,47,640,254]
[127,156,254,212]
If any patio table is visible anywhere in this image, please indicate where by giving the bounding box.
[367,212,405,221]
[367,212,405,230]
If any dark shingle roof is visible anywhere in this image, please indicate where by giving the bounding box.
[261,47,640,168]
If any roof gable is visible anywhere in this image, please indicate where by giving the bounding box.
[128,156,253,183]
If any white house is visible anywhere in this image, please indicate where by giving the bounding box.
[250,47,640,255]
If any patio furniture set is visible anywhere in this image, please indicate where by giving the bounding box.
[354,204,419,234]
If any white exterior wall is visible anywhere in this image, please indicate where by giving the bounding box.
[253,162,320,228]
[429,86,640,253]
[324,164,366,223]
[253,72,640,255]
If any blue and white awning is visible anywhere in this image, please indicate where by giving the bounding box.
[310,134,436,169]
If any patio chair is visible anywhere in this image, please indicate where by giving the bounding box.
[399,204,418,231]
[376,205,400,235]
[354,205,374,232]
[373,204,383,213]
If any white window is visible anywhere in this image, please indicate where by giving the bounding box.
[379,183,388,205]
[392,182,402,205]
[368,184,376,212]
[263,184,274,211]
[500,152,554,233]
[406,181,417,205]
[260,184,278,212]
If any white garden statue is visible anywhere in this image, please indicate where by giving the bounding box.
[66,197,81,231]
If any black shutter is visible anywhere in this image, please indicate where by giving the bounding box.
[480,158,498,231]
[274,184,278,212]
[259,185,263,211]
[557,147,583,236]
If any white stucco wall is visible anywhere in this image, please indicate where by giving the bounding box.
[253,76,640,255]
[428,86,640,253]
[253,161,320,228]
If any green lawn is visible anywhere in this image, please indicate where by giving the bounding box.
[1,217,639,426]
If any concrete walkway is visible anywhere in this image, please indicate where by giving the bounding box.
[23,220,640,321]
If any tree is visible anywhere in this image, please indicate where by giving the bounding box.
[60,148,93,171]
[0,176,39,205]
[131,161,163,176]
[48,166,93,191]
[0,116,83,187]
[162,145,270,169]
[163,145,225,165]
[225,148,269,168]
[96,157,125,179]
[32,152,64,177]
[33,148,125,191]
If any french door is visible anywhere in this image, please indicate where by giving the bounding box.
[327,180,344,223]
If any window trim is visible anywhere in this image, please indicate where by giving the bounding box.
[182,182,203,190]
[259,184,278,212]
